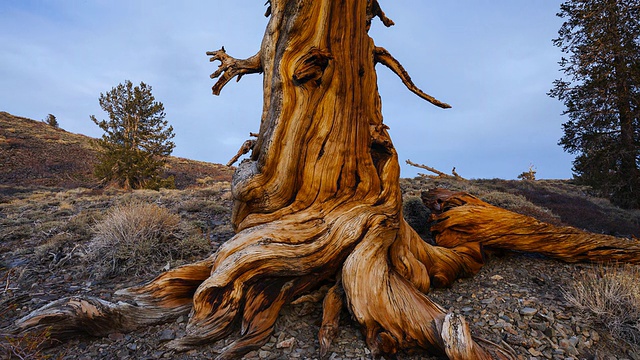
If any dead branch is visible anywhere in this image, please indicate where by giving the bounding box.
[374,47,451,109]
[226,133,258,166]
[207,47,262,95]
[366,0,394,28]
[406,159,465,180]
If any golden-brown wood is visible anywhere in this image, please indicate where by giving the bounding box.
[318,280,344,358]
[14,2,501,358]
[424,188,640,264]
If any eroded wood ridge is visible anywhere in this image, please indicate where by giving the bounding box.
[424,188,640,264]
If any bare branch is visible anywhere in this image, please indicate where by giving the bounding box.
[207,47,262,95]
[374,47,451,109]
[226,134,258,166]
[367,0,394,27]
[406,159,464,180]
[264,0,271,17]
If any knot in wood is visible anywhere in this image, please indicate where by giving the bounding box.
[292,47,333,87]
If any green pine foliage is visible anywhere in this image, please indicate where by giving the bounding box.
[43,113,59,128]
[549,0,640,208]
[90,80,176,190]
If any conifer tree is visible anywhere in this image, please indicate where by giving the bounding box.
[91,80,175,190]
[550,0,640,208]
[43,114,59,128]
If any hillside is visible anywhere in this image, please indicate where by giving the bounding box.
[0,111,233,191]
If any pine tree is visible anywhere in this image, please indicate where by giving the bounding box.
[43,114,59,128]
[549,0,640,208]
[91,80,175,190]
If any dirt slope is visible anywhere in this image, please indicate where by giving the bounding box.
[0,111,233,190]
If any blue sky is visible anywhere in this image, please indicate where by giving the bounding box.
[0,1,574,179]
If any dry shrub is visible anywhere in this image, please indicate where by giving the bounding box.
[480,191,562,225]
[0,326,64,360]
[88,201,209,278]
[0,329,66,360]
[195,176,218,186]
[178,198,230,214]
[563,264,640,349]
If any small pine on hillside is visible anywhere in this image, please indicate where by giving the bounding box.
[91,80,175,190]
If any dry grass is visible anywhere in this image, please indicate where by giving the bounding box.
[563,264,640,350]
[88,201,210,278]
[0,302,63,360]
[0,327,65,360]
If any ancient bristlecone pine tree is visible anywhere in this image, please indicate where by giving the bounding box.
[13,1,640,359]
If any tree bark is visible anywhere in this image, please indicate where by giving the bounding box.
[423,188,640,264]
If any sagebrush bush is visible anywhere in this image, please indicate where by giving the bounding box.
[88,201,209,278]
[563,264,640,349]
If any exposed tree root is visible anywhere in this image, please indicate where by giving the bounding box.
[424,188,640,264]
[318,279,344,358]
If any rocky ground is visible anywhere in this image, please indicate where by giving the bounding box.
[4,253,635,360]
[1,178,639,360]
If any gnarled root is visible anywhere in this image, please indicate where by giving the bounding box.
[135,205,372,358]
[318,279,344,358]
[424,188,640,264]
[12,195,520,360]
[11,259,214,342]
[341,217,514,359]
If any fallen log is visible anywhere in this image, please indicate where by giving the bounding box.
[423,188,640,264]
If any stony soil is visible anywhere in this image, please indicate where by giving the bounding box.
[4,253,637,360]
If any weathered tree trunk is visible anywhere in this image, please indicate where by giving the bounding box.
[423,188,640,264]
[15,2,640,359]
[13,2,512,359]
